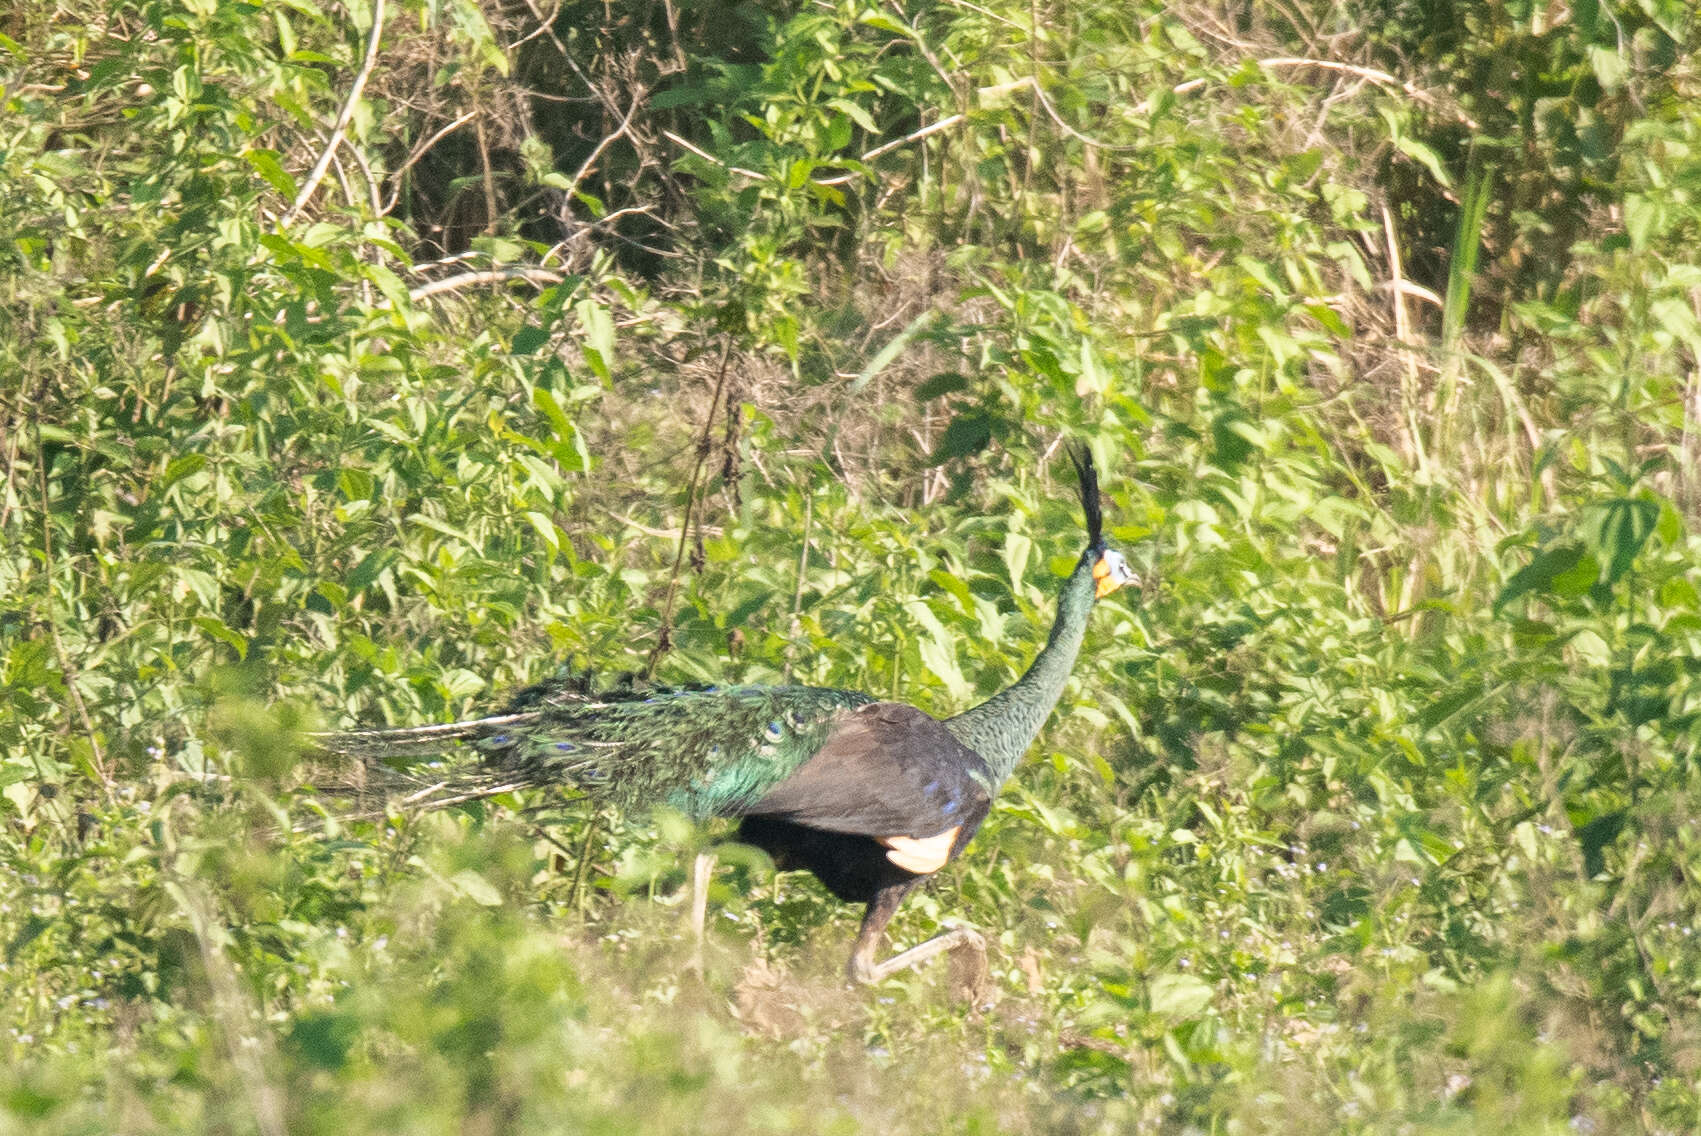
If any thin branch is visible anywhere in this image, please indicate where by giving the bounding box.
[397,780,450,806]
[1381,200,1413,345]
[1020,75,1145,152]
[563,90,645,203]
[660,0,689,72]
[0,393,21,531]
[809,115,969,188]
[282,0,385,226]
[513,0,566,49]
[408,267,566,301]
[1186,8,1478,128]
[1257,56,1479,129]
[646,343,735,679]
[411,250,485,271]
[575,203,662,229]
[518,0,571,60]
[862,113,966,162]
[674,113,968,190]
[382,111,477,215]
[556,30,629,123]
[343,134,384,217]
[1135,21,1481,133]
[598,506,723,541]
[935,0,1026,33]
[397,782,531,811]
[563,812,602,915]
[474,109,499,234]
[883,0,962,102]
[662,129,765,180]
[1384,278,1444,308]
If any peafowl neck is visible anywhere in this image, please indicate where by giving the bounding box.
[944,553,1098,788]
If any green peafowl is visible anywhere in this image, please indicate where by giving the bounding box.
[317,448,1137,982]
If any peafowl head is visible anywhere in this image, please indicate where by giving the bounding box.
[1070,445,1139,600]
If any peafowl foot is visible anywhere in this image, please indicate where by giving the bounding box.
[847,923,986,984]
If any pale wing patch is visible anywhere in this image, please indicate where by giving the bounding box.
[878,827,961,875]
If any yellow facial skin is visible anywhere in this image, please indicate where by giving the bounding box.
[1093,549,1138,599]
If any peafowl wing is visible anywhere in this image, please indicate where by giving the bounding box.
[739,702,993,844]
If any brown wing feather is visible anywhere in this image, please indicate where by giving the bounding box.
[740,702,993,840]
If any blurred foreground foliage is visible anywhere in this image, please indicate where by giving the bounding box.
[3,0,1701,1131]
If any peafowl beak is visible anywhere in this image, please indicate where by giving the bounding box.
[1092,549,1138,599]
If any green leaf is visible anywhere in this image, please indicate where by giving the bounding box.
[933,412,994,461]
[1550,550,1602,598]
[176,567,220,609]
[573,189,607,218]
[650,87,708,109]
[194,617,248,660]
[575,297,615,382]
[512,325,550,355]
[524,510,561,554]
[242,148,297,199]
[1002,531,1032,589]
[2,1085,59,1119]
[1587,498,1658,587]
[1148,973,1212,1019]
[914,372,968,401]
[338,468,375,500]
[850,312,934,396]
[364,263,411,310]
[1495,543,1583,614]
[855,12,909,34]
[449,869,503,906]
[440,669,487,698]
[1587,44,1628,91]
[347,548,395,593]
[1574,810,1626,878]
[286,1012,358,1072]
[1625,193,1661,250]
[1418,683,1483,730]
[827,97,878,133]
[1075,340,1108,396]
[1380,104,1452,188]
[906,599,968,700]
[159,453,208,490]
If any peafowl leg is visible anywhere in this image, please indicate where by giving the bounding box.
[686,850,715,975]
[846,879,986,984]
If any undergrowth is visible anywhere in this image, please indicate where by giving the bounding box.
[3,0,1700,1131]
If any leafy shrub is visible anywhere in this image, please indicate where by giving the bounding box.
[2,0,1699,1132]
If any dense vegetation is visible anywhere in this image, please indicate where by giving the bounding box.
[3,0,1700,1130]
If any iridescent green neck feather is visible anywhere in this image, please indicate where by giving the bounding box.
[943,553,1097,787]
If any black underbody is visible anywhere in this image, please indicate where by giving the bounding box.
[736,816,918,904]
[736,812,988,904]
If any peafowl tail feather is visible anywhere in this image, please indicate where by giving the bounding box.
[308,673,872,820]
